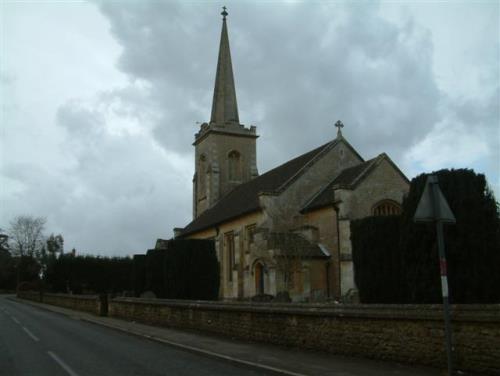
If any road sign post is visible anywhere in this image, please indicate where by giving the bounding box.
[414,175,456,376]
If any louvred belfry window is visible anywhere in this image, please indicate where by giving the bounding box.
[228,150,241,181]
[198,154,207,197]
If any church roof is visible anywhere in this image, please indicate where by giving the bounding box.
[268,232,331,259]
[301,153,409,213]
[180,140,339,237]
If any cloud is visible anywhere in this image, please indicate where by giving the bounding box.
[404,88,499,187]
[54,97,192,253]
[95,2,445,169]
[1,1,498,255]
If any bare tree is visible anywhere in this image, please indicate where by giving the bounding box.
[8,216,47,259]
[0,228,9,253]
[263,203,316,297]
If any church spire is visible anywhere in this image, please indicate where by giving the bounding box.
[210,7,239,124]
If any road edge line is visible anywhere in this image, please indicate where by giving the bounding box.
[80,317,308,376]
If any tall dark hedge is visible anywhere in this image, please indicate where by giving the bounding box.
[132,254,146,297]
[400,169,500,303]
[163,239,219,300]
[351,216,401,303]
[0,255,40,289]
[351,168,500,304]
[18,256,41,283]
[44,255,133,294]
[144,248,166,297]
[136,239,219,300]
[0,249,17,290]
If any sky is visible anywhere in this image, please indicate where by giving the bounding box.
[1,1,498,256]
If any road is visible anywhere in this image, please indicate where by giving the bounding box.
[0,296,265,376]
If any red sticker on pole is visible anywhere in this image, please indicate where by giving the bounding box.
[440,259,447,276]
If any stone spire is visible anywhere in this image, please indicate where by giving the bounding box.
[210,7,239,125]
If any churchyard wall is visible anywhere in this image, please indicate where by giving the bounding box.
[17,290,41,302]
[17,291,102,315]
[109,298,500,375]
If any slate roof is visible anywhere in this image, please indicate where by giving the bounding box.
[268,232,331,259]
[180,140,337,237]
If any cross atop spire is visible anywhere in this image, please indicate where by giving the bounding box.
[335,120,344,137]
[210,6,239,125]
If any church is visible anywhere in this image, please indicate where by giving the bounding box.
[176,9,409,302]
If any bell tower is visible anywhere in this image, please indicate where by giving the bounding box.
[193,8,258,218]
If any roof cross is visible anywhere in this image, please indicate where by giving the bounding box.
[334,120,344,137]
[221,6,228,20]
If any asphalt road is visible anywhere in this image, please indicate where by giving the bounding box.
[0,296,266,376]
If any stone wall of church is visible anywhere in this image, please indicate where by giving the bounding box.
[186,211,265,299]
[303,207,339,299]
[345,158,409,219]
[109,298,500,375]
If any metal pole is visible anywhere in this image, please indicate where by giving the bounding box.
[430,177,454,376]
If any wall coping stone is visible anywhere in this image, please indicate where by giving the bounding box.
[43,293,99,300]
[111,298,500,322]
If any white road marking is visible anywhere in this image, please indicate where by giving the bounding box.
[11,316,20,324]
[22,326,40,342]
[47,351,80,376]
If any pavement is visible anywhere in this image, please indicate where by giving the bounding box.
[5,295,444,376]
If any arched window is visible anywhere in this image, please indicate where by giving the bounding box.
[228,150,241,182]
[372,200,402,216]
[198,154,206,197]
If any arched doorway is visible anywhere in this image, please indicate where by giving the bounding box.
[255,262,264,295]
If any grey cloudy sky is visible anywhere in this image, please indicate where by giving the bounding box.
[1,1,498,256]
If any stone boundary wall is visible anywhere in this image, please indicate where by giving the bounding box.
[17,291,42,302]
[17,291,102,315]
[110,298,500,375]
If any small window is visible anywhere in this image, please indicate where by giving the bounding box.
[224,232,235,282]
[372,200,402,216]
[246,224,256,245]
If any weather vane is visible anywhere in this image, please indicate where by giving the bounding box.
[334,120,344,136]
[221,6,228,20]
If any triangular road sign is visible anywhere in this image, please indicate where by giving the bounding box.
[414,175,456,223]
